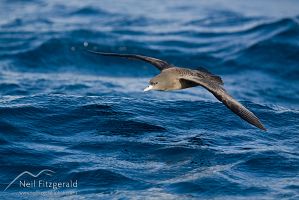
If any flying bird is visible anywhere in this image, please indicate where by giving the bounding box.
[87,50,266,131]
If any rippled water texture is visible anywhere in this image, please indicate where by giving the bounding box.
[1,0,299,199]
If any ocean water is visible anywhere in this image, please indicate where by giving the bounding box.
[0,0,299,199]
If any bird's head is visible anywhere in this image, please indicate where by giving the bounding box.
[144,74,169,91]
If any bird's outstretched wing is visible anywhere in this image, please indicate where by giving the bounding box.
[181,76,266,130]
[86,50,171,71]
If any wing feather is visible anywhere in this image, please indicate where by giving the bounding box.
[86,50,170,71]
[195,67,224,85]
[181,76,266,130]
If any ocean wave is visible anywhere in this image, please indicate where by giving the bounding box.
[69,7,110,16]
[0,16,297,80]
[1,1,299,199]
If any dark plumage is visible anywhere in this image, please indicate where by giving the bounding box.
[87,50,266,131]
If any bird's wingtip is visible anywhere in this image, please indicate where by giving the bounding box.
[256,122,267,131]
[84,49,120,57]
[85,49,102,54]
[260,126,267,131]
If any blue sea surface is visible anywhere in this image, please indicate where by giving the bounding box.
[1,0,299,199]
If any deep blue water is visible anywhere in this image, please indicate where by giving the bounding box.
[1,0,299,199]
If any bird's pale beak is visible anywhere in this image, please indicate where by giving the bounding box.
[143,85,153,92]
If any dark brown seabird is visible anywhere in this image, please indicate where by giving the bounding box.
[87,50,266,131]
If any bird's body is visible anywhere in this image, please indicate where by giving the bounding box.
[154,67,222,91]
[149,67,193,91]
[87,50,266,131]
